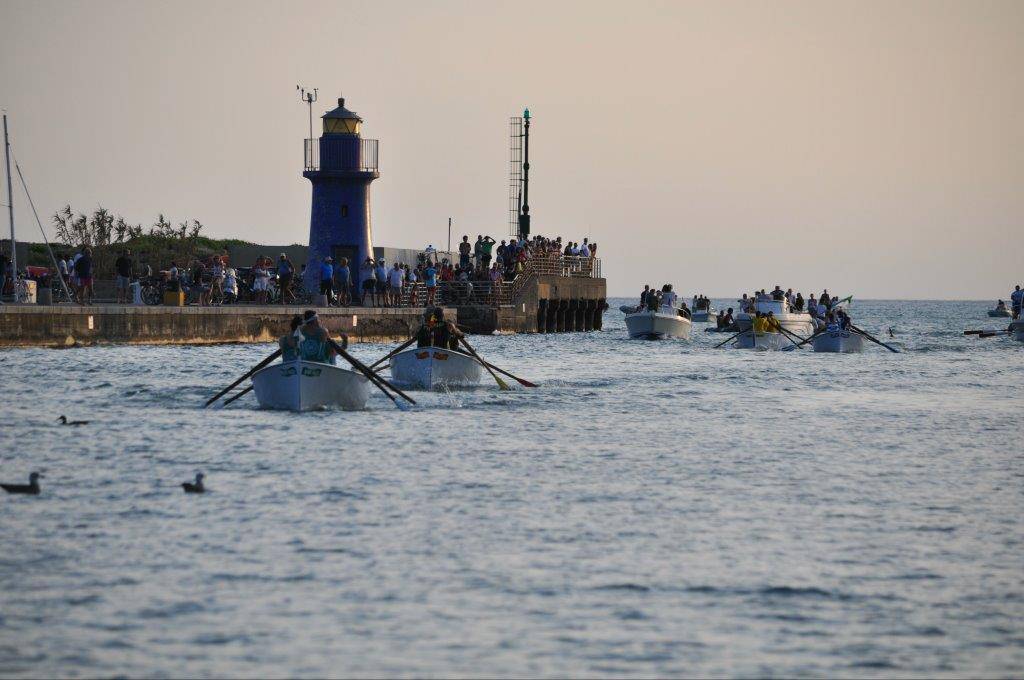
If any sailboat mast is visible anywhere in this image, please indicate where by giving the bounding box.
[3,113,14,277]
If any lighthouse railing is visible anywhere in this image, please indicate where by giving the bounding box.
[304,138,379,173]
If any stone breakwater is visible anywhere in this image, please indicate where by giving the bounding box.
[0,305,456,348]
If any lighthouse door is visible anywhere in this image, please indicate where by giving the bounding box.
[331,245,358,266]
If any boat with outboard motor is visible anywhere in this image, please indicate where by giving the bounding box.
[251,360,370,411]
[624,307,692,340]
[389,346,483,389]
[812,328,864,353]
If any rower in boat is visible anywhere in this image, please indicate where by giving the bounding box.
[279,315,303,361]
[297,310,346,364]
[251,310,368,411]
[989,300,1012,318]
[391,308,482,389]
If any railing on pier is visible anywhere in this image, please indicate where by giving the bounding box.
[304,137,379,173]
[386,255,602,309]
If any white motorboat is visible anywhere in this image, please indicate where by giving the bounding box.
[812,329,864,353]
[389,346,482,389]
[734,299,817,338]
[624,308,692,340]
[733,330,784,350]
[988,308,1012,318]
[690,307,717,323]
[251,360,370,411]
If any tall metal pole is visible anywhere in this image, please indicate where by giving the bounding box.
[448,217,452,254]
[518,108,530,240]
[3,113,15,277]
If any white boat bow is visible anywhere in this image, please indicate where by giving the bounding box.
[251,360,370,411]
[389,346,483,389]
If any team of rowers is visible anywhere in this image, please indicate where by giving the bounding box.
[277,307,463,366]
[711,285,854,333]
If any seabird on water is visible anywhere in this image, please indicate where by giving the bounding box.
[57,416,89,426]
[1,472,43,495]
[182,473,205,494]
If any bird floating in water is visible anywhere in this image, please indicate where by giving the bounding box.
[1,472,43,495]
[888,327,895,338]
[57,415,89,426]
[182,473,205,494]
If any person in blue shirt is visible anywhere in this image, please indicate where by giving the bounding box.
[1011,285,1023,319]
[277,254,295,304]
[424,263,438,306]
[334,257,351,306]
[319,257,334,301]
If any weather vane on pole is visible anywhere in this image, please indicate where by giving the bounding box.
[297,85,318,140]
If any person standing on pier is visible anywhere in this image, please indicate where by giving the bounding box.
[115,249,132,304]
[360,257,375,307]
[74,247,94,305]
[334,257,351,307]
[459,235,472,269]
[319,257,334,303]
[278,254,295,305]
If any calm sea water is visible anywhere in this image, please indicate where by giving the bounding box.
[0,299,1021,678]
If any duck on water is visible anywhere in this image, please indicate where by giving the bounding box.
[624,284,692,340]
[2,472,43,495]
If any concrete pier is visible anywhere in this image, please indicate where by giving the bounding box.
[0,305,454,348]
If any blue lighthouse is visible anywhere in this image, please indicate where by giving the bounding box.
[302,96,380,294]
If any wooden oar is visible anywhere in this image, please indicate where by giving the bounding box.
[221,385,253,406]
[477,359,538,388]
[714,328,746,348]
[205,349,282,407]
[978,330,1011,338]
[329,338,416,408]
[783,326,826,351]
[457,336,510,390]
[369,336,416,370]
[963,330,987,335]
[775,324,808,347]
[849,324,899,353]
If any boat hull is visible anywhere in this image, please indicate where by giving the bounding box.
[625,311,692,340]
[389,347,483,389]
[251,360,370,412]
[1012,321,1024,343]
[733,331,784,350]
[988,309,1012,318]
[690,308,715,323]
[812,329,864,353]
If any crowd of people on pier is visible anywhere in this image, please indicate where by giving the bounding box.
[314,233,599,309]
[0,229,598,308]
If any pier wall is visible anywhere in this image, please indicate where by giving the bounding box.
[457,275,607,334]
[0,305,453,348]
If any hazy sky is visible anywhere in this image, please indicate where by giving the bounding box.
[1,0,1021,297]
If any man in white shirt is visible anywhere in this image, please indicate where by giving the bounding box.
[388,262,404,307]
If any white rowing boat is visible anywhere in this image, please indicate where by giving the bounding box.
[988,308,1012,318]
[251,360,370,411]
[624,308,692,340]
[733,330,784,350]
[389,346,482,389]
[812,329,864,353]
